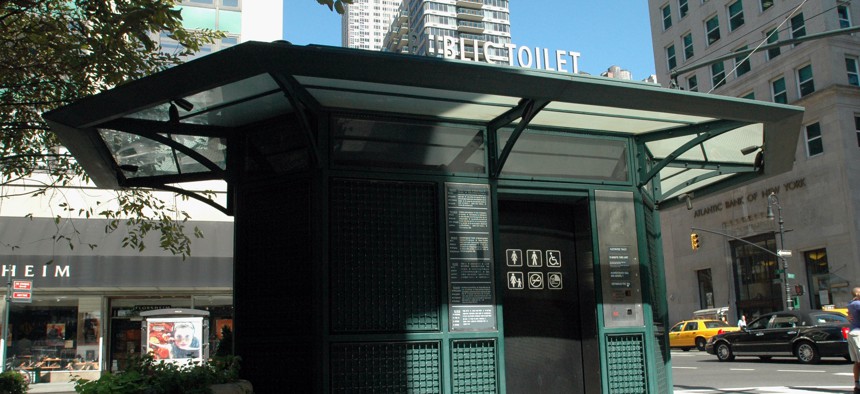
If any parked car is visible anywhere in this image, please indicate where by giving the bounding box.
[705,309,849,364]
[669,319,740,351]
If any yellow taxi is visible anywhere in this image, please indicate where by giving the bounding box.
[669,319,740,351]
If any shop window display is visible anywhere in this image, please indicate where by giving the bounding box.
[5,299,100,375]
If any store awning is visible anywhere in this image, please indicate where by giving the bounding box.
[43,41,803,212]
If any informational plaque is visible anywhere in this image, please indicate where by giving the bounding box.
[446,183,496,331]
[595,190,644,328]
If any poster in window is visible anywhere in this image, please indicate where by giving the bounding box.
[46,323,65,346]
[83,318,99,345]
[145,317,203,363]
[214,319,233,339]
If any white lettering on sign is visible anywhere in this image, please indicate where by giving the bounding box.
[427,35,581,73]
[1,265,71,278]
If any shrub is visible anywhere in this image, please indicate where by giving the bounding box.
[0,370,28,394]
[73,354,241,394]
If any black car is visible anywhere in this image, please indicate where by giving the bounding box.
[705,309,849,364]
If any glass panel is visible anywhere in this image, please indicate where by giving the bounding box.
[127,74,283,126]
[667,45,677,69]
[798,65,814,97]
[766,28,780,60]
[663,5,672,29]
[179,6,217,30]
[333,117,486,173]
[497,129,628,181]
[218,10,241,34]
[99,129,226,177]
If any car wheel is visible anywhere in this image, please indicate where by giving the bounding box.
[715,342,734,361]
[795,341,820,364]
[695,337,707,351]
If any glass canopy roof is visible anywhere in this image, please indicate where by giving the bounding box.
[42,41,803,212]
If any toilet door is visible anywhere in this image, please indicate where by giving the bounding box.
[500,198,596,393]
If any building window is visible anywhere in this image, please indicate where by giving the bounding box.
[741,91,754,100]
[765,27,780,60]
[728,0,744,31]
[711,61,726,89]
[688,74,699,91]
[662,4,673,30]
[846,57,860,86]
[683,32,694,60]
[697,269,714,309]
[732,235,781,316]
[791,13,806,42]
[805,122,823,156]
[679,0,689,18]
[706,15,721,45]
[771,77,787,103]
[735,46,750,77]
[797,64,815,97]
[839,5,852,29]
[855,116,860,147]
[667,44,677,70]
[760,0,773,12]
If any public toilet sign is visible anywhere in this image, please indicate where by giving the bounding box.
[427,35,582,74]
[11,280,32,303]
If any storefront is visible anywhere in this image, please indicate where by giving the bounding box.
[43,42,802,393]
[0,217,232,383]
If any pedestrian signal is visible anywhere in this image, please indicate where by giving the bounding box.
[690,233,700,250]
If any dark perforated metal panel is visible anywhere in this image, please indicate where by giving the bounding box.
[330,178,440,332]
[606,334,647,393]
[330,342,441,393]
[451,340,497,393]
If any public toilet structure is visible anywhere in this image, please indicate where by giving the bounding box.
[44,42,803,393]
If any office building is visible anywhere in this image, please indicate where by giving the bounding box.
[649,0,860,323]
[342,0,404,50]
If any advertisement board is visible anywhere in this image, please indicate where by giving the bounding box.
[144,317,204,364]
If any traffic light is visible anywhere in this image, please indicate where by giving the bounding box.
[690,233,700,250]
[794,284,805,296]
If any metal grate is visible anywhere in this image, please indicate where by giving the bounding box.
[606,334,647,393]
[330,178,440,332]
[330,342,441,393]
[451,340,497,393]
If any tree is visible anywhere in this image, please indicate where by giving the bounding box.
[0,0,224,257]
[316,0,353,14]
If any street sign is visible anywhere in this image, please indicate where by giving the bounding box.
[775,269,784,274]
[777,250,792,257]
[11,280,32,303]
[786,273,796,279]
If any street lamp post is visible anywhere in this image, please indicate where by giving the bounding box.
[767,192,792,311]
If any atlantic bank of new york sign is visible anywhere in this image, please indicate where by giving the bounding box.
[427,35,582,73]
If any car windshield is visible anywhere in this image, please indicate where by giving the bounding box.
[704,321,730,328]
[809,312,848,324]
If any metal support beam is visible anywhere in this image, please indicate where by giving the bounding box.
[270,72,322,169]
[490,99,550,178]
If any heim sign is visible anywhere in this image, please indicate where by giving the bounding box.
[427,35,582,74]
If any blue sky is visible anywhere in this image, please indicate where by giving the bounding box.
[283,1,657,80]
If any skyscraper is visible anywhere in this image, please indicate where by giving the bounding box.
[343,0,511,64]
[342,0,404,50]
[649,0,860,324]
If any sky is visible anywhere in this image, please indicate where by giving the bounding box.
[283,1,657,81]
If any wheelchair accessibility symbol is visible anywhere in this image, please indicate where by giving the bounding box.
[546,250,561,267]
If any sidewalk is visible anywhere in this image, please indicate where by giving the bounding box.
[27,382,76,394]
